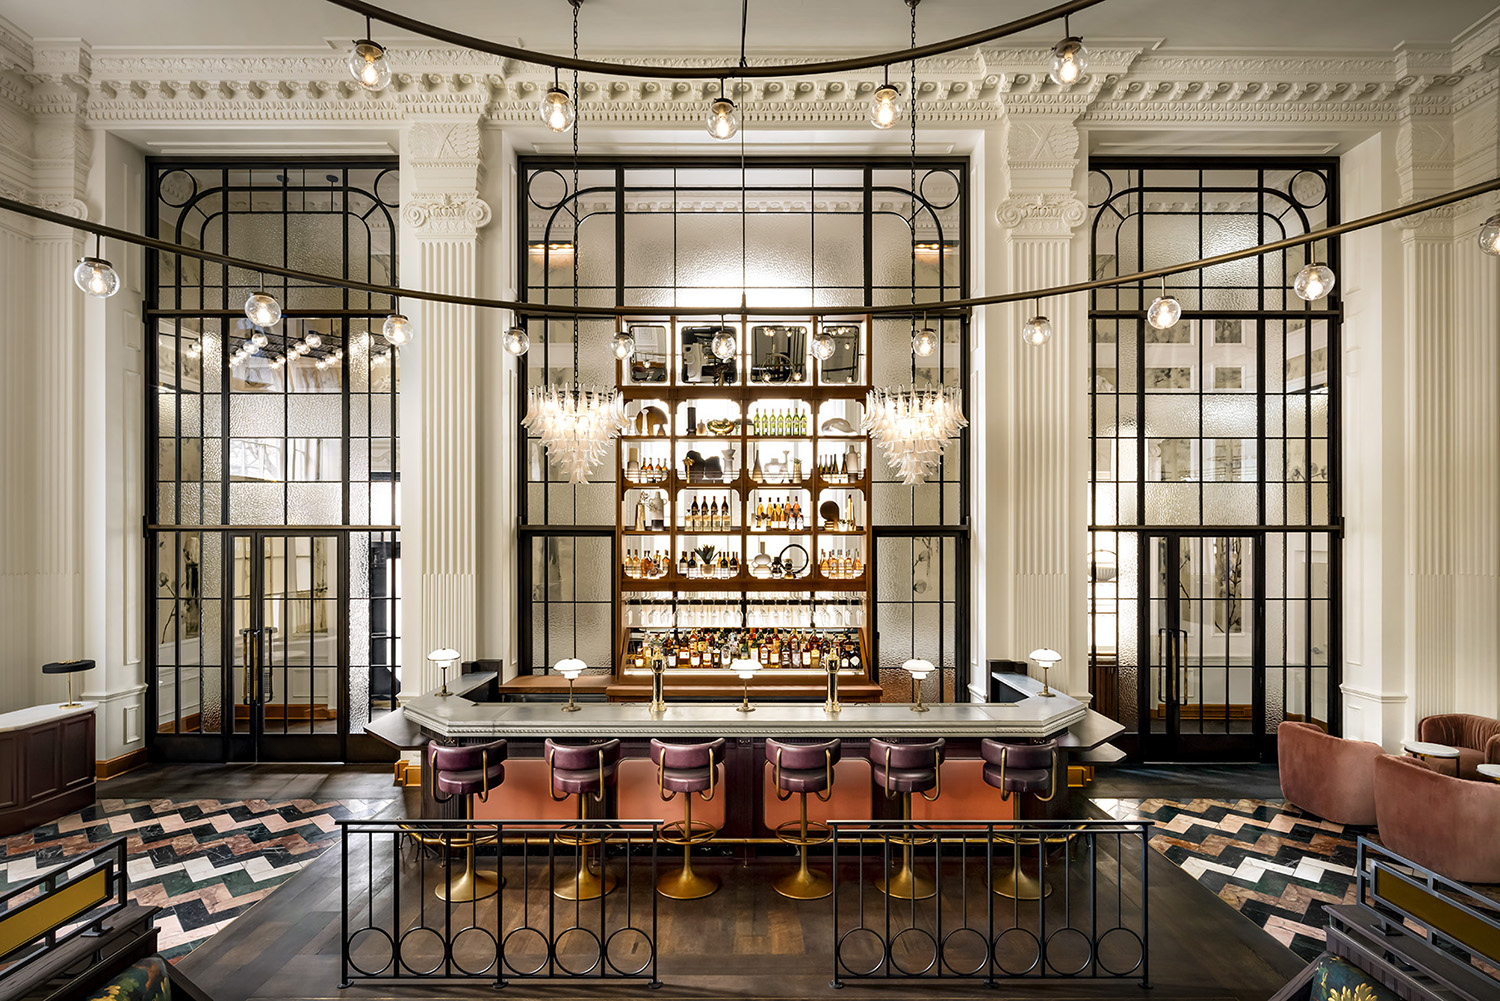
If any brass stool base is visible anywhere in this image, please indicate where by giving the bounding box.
[436,868,501,902]
[554,865,617,901]
[993,867,1050,900]
[876,865,935,900]
[774,866,833,900]
[657,865,719,900]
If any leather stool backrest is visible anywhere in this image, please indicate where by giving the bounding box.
[766,738,841,771]
[651,738,727,769]
[431,738,508,774]
[869,737,945,770]
[546,738,621,771]
[981,739,1055,771]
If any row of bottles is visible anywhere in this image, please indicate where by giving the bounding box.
[627,629,863,671]
[751,407,807,437]
[624,549,673,579]
[678,548,741,578]
[818,451,861,481]
[752,496,805,531]
[626,456,670,483]
[819,549,865,579]
[683,495,733,531]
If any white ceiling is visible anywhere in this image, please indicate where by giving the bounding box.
[1,0,1495,57]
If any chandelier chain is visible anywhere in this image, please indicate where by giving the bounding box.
[571,0,580,393]
[909,0,917,334]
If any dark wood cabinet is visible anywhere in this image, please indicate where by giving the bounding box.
[0,706,96,836]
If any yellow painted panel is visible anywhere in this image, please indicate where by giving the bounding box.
[0,867,109,959]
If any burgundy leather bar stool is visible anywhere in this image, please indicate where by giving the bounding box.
[766,738,841,900]
[980,737,1060,899]
[428,738,508,902]
[869,737,945,900]
[545,738,621,901]
[652,738,727,900]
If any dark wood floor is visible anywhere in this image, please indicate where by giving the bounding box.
[100,761,402,803]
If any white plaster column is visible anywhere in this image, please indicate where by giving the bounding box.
[399,116,492,694]
[990,107,1090,697]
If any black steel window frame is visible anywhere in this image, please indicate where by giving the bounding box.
[515,156,970,688]
[143,156,401,763]
[1087,156,1343,760]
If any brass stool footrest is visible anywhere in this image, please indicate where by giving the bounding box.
[773,818,832,848]
[882,824,936,849]
[658,819,718,848]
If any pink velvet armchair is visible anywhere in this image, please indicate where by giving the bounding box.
[1374,753,1500,884]
[1277,721,1382,825]
[1417,713,1500,780]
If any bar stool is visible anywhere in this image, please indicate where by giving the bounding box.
[767,738,841,900]
[869,737,945,900]
[981,738,1059,900]
[428,738,507,902]
[546,738,620,901]
[652,738,726,900]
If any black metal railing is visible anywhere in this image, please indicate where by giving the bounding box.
[0,837,129,983]
[338,819,660,988]
[828,820,1152,988]
[1354,837,1500,976]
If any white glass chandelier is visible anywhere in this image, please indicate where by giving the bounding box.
[862,386,967,486]
[522,383,625,484]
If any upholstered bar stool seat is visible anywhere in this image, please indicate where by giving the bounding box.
[652,738,727,900]
[981,738,1059,900]
[767,738,840,900]
[546,738,620,900]
[429,738,508,902]
[869,737,944,900]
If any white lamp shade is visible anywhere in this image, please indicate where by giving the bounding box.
[1029,648,1062,666]
[555,658,587,680]
[903,658,935,680]
[730,657,761,679]
[426,647,460,665]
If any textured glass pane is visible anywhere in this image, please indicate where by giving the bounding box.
[229,482,282,524]
[576,537,612,601]
[288,483,342,524]
[199,663,222,733]
[348,666,371,730]
[576,603,612,667]
[1144,395,1199,437]
[1202,395,1256,437]
[1202,483,1257,524]
[576,483,614,525]
[547,603,577,659]
[814,213,863,288]
[877,537,913,602]
[624,213,673,287]
[288,394,342,435]
[877,603,913,666]
[229,393,284,436]
[1145,483,1197,524]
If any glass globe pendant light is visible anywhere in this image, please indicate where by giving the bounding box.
[73,234,119,297]
[911,322,938,358]
[611,328,636,360]
[711,326,737,360]
[1048,16,1088,86]
[1294,241,1337,301]
[250,330,269,348]
[1146,276,1182,330]
[503,324,530,357]
[1021,301,1053,346]
[811,327,836,360]
[869,76,902,129]
[346,18,391,91]
[382,298,413,346]
[1480,212,1500,256]
[705,82,740,141]
[244,274,281,327]
[538,80,575,133]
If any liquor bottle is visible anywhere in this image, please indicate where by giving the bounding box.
[756,497,767,530]
[708,498,718,531]
[791,498,802,530]
[730,553,740,576]
[678,550,689,576]
[818,549,829,576]
[839,451,848,479]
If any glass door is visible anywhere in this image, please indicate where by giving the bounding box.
[228,532,346,761]
[1143,534,1262,760]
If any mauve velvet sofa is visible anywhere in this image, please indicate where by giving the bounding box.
[1374,753,1500,884]
[1416,713,1500,780]
[1277,721,1381,825]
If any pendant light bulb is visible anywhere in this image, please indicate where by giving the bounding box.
[73,256,120,298]
[503,326,531,357]
[811,330,836,360]
[1294,262,1337,301]
[705,96,740,141]
[1049,35,1089,86]
[1022,311,1053,347]
[911,325,939,358]
[1147,293,1182,330]
[382,313,413,347]
[611,330,636,360]
[869,83,902,129]
[347,39,391,91]
[304,332,322,349]
[250,331,269,348]
[539,85,575,133]
[245,290,281,327]
[711,328,737,360]
[1479,212,1500,256]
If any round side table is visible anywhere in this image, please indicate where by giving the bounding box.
[1402,739,1461,777]
[1476,763,1500,783]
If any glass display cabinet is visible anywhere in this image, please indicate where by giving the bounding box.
[614,316,876,699]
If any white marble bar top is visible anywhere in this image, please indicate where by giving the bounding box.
[0,701,97,733]
[401,675,1085,740]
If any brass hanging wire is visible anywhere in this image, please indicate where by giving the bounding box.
[321,0,1110,80]
[11,178,1500,322]
[571,0,581,395]
[908,0,918,345]
[739,0,748,313]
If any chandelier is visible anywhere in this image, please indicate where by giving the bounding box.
[523,384,624,483]
[862,386,967,486]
